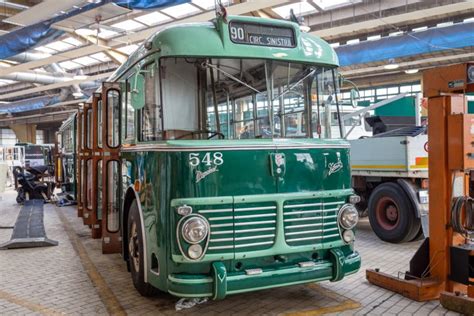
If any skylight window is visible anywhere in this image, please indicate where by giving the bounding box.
[90,52,111,62]
[412,26,428,32]
[117,44,139,55]
[272,2,317,19]
[97,29,118,39]
[367,35,381,41]
[45,41,75,51]
[73,56,99,66]
[62,37,83,46]
[346,38,360,45]
[58,61,82,70]
[161,3,201,18]
[111,20,145,31]
[34,46,57,54]
[312,0,356,10]
[191,0,229,9]
[134,11,171,26]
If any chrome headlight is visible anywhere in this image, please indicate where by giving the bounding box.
[338,204,359,230]
[181,216,209,244]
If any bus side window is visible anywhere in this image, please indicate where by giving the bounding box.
[137,64,162,142]
[106,90,120,148]
[124,80,135,142]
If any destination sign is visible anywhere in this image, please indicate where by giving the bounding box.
[229,22,295,48]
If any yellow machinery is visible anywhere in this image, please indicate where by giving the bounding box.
[366,63,474,315]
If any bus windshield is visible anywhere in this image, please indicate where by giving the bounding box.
[158,57,341,140]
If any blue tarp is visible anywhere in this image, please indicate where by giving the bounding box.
[335,22,474,67]
[0,0,189,60]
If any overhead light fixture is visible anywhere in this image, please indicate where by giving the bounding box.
[72,92,84,98]
[405,69,419,74]
[300,25,310,32]
[384,58,399,70]
[78,102,85,106]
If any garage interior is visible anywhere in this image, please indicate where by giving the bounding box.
[0,0,473,315]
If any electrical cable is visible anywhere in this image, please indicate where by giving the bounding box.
[450,196,474,238]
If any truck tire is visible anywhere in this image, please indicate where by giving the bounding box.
[368,182,421,243]
[127,200,159,297]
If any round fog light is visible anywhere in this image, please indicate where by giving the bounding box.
[339,204,359,230]
[343,230,355,243]
[188,244,203,259]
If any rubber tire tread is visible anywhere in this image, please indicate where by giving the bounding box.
[128,200,159,297]
[368,182,420,243]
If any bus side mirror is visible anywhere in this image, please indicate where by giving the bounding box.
[130,72,145,109]
[350,88,359,108]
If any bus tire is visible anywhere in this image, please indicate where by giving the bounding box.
[368,182,421,243]
[127,200,158,297]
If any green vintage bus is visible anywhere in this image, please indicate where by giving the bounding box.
[59,15,361,299]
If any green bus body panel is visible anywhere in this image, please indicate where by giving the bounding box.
[121,139,359,296]
[110,16,338,81]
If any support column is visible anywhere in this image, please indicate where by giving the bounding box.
[9,124,37,143]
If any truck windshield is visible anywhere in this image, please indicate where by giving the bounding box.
[159,57,341,140]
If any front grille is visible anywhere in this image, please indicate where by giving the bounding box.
[198,202,277,253]
[283,199,344,247]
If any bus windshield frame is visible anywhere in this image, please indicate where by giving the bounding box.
[140,57,343,141]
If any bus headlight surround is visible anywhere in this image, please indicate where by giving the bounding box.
[188,244,203,259]
[181,216,209,244]
[338,204,359,230]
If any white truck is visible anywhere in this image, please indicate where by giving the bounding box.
[350,126,429,243]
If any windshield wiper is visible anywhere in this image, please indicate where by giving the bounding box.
[204,62,262,94]
[272,68,316,101]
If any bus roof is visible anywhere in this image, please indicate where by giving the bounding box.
[109,15,338,81]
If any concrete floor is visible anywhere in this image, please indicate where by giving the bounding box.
[0,188,460,315]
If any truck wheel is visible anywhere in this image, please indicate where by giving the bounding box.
[127,200,158,297]
[368,183,421,243]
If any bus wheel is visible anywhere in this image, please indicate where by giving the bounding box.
[368,183,420,243]
[127,200,158,296]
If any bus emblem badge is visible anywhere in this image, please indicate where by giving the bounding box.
[195,166,218,183]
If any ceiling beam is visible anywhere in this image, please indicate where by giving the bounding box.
[0,0,292,79]
[0,71,114,100]
[312,1,474,40]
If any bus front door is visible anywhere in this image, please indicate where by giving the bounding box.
[101,82,122,254]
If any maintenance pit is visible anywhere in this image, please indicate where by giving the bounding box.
[0,189,455,315]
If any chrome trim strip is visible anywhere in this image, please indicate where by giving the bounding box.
[283,208,338,215]
[284,216,323,222]
[324,201,345,206]
[284,202,322,209]
[234,213,276,219]
[121,143,350,153]
[210,237,233,242]
[284,227,339,236]
[198,208,233,214]
[208,216,233,221]
[234,220,276,226]
[234,234,275,241]
[285,223,323,229]
[208,245,234,250]
[234,206,276,212]
[235,241,274,248]
[285,229,323,236]
[234,227,275,233]
[211,230,233,235]
[287,233,340,242]
[210,223,233,228]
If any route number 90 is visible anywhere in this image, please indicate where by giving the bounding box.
[189,152,224,167]
[230,26,245,41]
